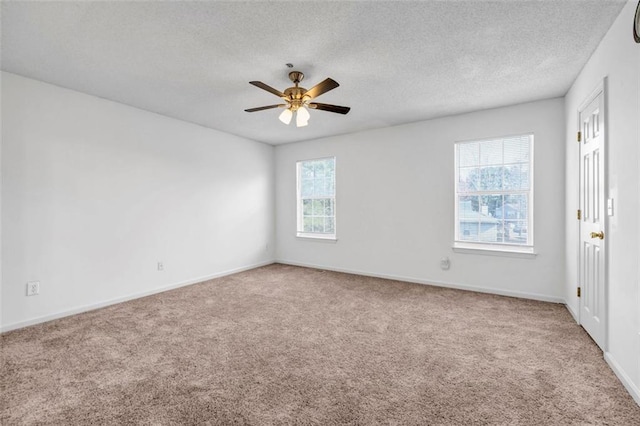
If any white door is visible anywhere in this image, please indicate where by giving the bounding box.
[579,89,606,350]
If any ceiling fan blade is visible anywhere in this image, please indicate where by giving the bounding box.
[249,81,286,98]
[244,104,287,112]
[308,102,350,115]
[304,78,339,99]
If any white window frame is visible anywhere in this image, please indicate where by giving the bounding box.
[296,157,337,240]
[454,134,535,255]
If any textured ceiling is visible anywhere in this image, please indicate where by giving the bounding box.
[1,1,626,145]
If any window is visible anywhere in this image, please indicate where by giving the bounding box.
[455,134,533,252]
[297,157,336,239]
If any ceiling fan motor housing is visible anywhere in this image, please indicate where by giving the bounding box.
[284,87,308,111]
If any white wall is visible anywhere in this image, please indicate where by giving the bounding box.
[276,98,565,302]
[564,0,640,404]
[0,70,3,330]
[1,72,275,331]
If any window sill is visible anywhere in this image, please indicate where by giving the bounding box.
[296,233,338,243]
[452,242,536,259]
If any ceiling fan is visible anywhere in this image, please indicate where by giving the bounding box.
[245,71,350,127]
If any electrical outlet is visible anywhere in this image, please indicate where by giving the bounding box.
[440,257,451,271]
[26,281,40,296]
[157,261,164,271]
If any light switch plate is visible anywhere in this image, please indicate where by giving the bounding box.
[607,198,614,216]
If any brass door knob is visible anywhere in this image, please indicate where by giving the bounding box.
[590,231,604,240]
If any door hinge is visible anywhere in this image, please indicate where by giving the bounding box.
[577,287,581,298]
[577,131,582,142]
[577,209,581,220]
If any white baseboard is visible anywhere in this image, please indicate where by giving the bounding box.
[275,259,564,304]
[1,260,275,333]
[605,352,640,406]
[565,302,579,323]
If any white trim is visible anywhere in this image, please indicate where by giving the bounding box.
[296,157,337,238]
[565,303,579,323]
[0,72,3,342]
[275,259,563,303]
[455,132,538,146]
[604,352,640,406]
[296,234,338,242]
[577,79,606,112]
[602,77,610,353]
[577,79,608,351]
[0,260,275,333]
[454,133,534,249]
[452,243,536,258]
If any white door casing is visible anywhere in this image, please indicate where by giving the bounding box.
[578,85,607,351]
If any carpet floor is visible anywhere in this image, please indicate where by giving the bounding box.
[2,264,639,425]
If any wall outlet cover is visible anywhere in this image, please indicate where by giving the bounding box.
[26,281,40,296]
[440,257,451,271]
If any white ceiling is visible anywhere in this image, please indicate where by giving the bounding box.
[1,1,626,145]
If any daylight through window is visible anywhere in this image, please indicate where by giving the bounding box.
[297,157,336,239]
[455,135,533,250]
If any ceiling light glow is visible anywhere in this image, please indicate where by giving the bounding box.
[296,106,310,127]
[279,108,293,125]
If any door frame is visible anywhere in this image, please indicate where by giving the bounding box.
[576,78,609,351]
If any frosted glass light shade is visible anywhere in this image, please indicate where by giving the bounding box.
[279,108,293,125]
[296,106,310,127]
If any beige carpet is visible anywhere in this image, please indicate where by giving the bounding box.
[2,264,639,425]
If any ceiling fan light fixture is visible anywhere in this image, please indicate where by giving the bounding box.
[246,71,350,128]
[296,106,310,127]
[279,108,293,125]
